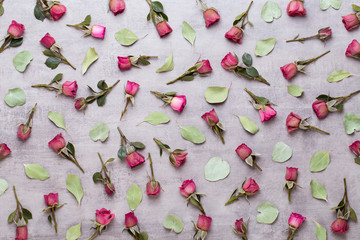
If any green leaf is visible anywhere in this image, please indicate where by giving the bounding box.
[48,215,52,224]
[89,122,110,142]
[204,86,229,104]
[261,1,282,22]
[92,172,103,182]
[312,219,326,240]
[97,80,108,90]
[151,1,164,12]
[310,151,330,172]
[204,157,230,182]
[255,38,276,57]
[45,57,61,69]
[118,146,127,160]
[66,174,83,206]
[127,183,142,211]
[22,208,32,220]
[48,111,67,131]
[350,207,357,221]
[10,38,23,47]
[24,164,50,181]
[0,178,9,196]
[141,112,170,125]
[180,126,206,144]
[66,222,82,240]
[352,4,360,12]
[163,214,184,233]
[96,95,107,106]
[310,180,328,201]
[246,67,259,77]
[132,142,146,149]
[242,53,252,67]
[156,52,174,73]
[182,21,196,45]
[272,141,292,163]
[327,70,352,83]
[344,113,360,134]
[50,73,63,84]
[82,48,98,74]
[43,49,56,57]
[287,85,304,97]
[0,5,4,16]
[34,3,45,21]
[4,88,26,107]
[8,211,16,223]
[320,0,342,10]
[80,15,91,26]
[237,116,259,134]
[13,50,33,72]
[115,29,140,46]
[256,201,279,224]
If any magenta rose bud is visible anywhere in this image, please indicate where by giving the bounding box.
[197,215,212,231]
[287,0,306,17]
[170,95,187,113]
[221,52,238,70]
[48,133,66,153]
[17,124,31,140]
[117,56,132,70]
[280,63,297,80]
[203,8,220,27]
[171,152,187,167]
[44,193,58,207]
[156,21,173,38]
[242,178,260,195]
[312,100,328,119]
[40,33,55,49]
[8,20,25,38]
[91,25,106,39]
[96,208,115,226]
[126,151,145,168]
[179,179,196,197]
[259,106,277,122]
[15,226,28,240]
[288,212,306,228]
[74,98,87,110]
[146,181,161,196]
[62,81,78,98]
[105,183,115,195]
[285,167,298,181]
[196,60,213,74]
[125,81,139,96]
[225,26,243,44]
[109,0,125,15]
[342,14,360,31]
[0,143,11,159]
[235,144,252,161]
[201,109,219,126]
[349,140,360,156]
[319,28,332,41]
[125,212,138,228]
[50,4,67,21]
[345,39,360,59]
[331,218,349,234]
[234,218,245,233]
[286,112,302,132]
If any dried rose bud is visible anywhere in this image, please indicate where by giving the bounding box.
[170,152,187,167]
[48,133,66,153]
[95,208,115,226]
[288,212,306,228]
[342,14,360,31]
[62,81,78,98]
[225,26,243,44]
[349,140,360,156]
[125,212,138,228]
[170,95,187,113]
[179,179,196,197]
[91,25,106,39]
[109,0,125,15]
[259,106,277,122]
[201,109,219,126]
[203,8,220,27]
[287,0,306,17]
[126,151,145,168]
[118,56,132,70]
[17,124,31,140]
[196,60,212,74]
[221,52,238,70]
[74,98,87,110]
[286,112,302,132]
[312,100,328,119]
[242,178,259,195]
[105,183,115,195]
[318,27,332,41]
[156,21,173,38]
[40,33,55,49]
[0,143,11,159]
[8,20,25,38]
[234,218,246,234]
[197,214,212,231]
[125,81,139,96]
[50,4,67,21]
[331,218,349,234]
[146,181,161,196]
[285,167,298,181]
[345,39,360,59]
[44,193,59,207]
[15,226,28,240]
[235,144,252,161]
[280,63,297,80]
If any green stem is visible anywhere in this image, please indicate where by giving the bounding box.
[25,103,37,127]
[253,161,262,172]
[244,88,259,104]
[0,36,12,53]
[88,228,99,240]
[242,234,248,240]
[153,138,171,153]
[308,125,330,135]
[286,34,317,43]
[297,50,330,66]
[62,152,85,173]
[98,152,110,180]
[286,230,293,240]
[120,98,130,121]
[148,153,155,181]
[117,127,128,145]
[51,207,58,234]
[345,89,360,101]
[166,73,187,85]
[288,189,291,202]
[60,54,76,70]
[343,178,349,208]
[214,126,225,144]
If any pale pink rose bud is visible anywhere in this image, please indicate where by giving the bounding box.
[179,179,196,197]
[50,4,67,21]
[0,143,11,159]
[225,26,243,44]
[345,39,360,59]
[62,81,78,98]
[312,100,328,119]
[170,152,187,167]
[146,181,161,196]
[48,133,66,153]
[15,226,28,240]
[287,0,306,17]
[91,25,106,39]
[349,140,360,156]
[105,183,115,195]
[201,109,219,126]
[221,52,238,70]
[125,212,138,228]
[259,106,277,122]
[156,21,173,38]
[117,56,132,70]
[96,208,115,226]
[8,20,25,37]
[286,112,302,132]
[285,167,298,181]
[234,218,245,233]
[242,178,260,195]
[203,8,220,27]
[74,98,87,110]
[40,33,55,49]
[170,95,187,113]
[319,27,332,41]
[17,124,31,140]
[125,81,139,96]
[109,0,125,15]
[44,193,59,206]
[331,218,349,234]
[288,212,306,228]
[126,151,145,168]
[196,60,212,74]
[342,14,360,31]
[280,63,297,80]
[235,144,252,161]
[197,215,212,231]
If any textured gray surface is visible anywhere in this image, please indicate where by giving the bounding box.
[0,0,359,239]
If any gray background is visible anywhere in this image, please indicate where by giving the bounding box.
[0,0,359,239]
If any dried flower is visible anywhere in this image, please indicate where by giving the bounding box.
[109,0,125,15]
[284,167,300,202]
[193,214,212,240]
[202,109,225,144]
[40,33,55,48]
[287,0,306,17]
[342,13,360,31]
[62,81,78,98]
[235,143,262,171]
[345,39,360,60]
[286,27,332,43]
[286,112,329,134]
[225,1,252,44]
[0,20,25,53]
[244,88,276,122]
[42,193,65,233]
[15,226,28,240]
[118,55,157,70]
[225,178,259,205]
[179,179,206,214]
[17,103,37,141]
[312,100,328,119]
[151,91,187,113]
[118,57,132,70]
[156,21,173,37]
[93,153,115,195]
[125,212,138,228]
[67,15,106,39]
[145,0,172,37]
[91,25,106,39]
[50,4,67,21]
[331,218,349,234]
[146,153,161,196]
[124,211,147,239]
[153,138,187,167]
[0,143,11,159]
[34,1,66,21]
[221,52,238,69]
[89,208,115,239]
[121,81,140,120]
[233,218,248,239]
[286,212,306,240]
[197,0,220,27]
[32,74,79,98]
[118,127,146,168]
[167,59,212,85]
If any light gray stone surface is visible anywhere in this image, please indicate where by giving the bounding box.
[0,0,359,239]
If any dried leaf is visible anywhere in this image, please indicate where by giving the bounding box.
[204,157,230,182]
[24,164,50,181]
[66,174,83,206]
[82,48,98,74]
[13,50,33,72]
[182,21,196,45]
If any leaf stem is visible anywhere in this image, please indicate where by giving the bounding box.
[25,103,37,127]
[308,125,330,135]
[148,153,155,181]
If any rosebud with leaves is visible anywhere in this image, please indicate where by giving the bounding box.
[180,180,206,215]
[196,0,220,27]
[48,133,84,173]
[89,208,115,239]
[17,103,37,141]
[286,27,331,43]
[153,138,187,167]
[284,167,301,202]
[118,55,157,71]
[166,59,212,85]
[34,0,66,22]
[124,212,148,240]
[280,50,330,80]
[145,0,172,37]
[0,20,25,53]
[150,91,187,113]
[225,1,252,44]
[221,52,270,85]
[0,143,11,159]
[120,81,140,120]
[235,143,262,171]
[286,112,330,135]
[109,0,125,15]
[146,153,161,196]
[225,178,260,205]
[117,127,146,168]
[349,140,360,164]
[287,0,306,17]
[286,212,306,240]
[67,15,106,39]
[233,218,248,240]
[202,109,225,144]
[244,88,276,122]
[345,39,360,60]
[193,215,212,240]
[42,193,65,234]
[93,153,116,195]
[342,4,360,31]
[32,73,78,98]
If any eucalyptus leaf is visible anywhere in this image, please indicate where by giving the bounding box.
[156,52,174,73]
[310,180,328,201]
[237,116,259,134]
[4,88,26,107]
[320,0,341,10]
[48,111,67,131]
[261,1,282,23]
[256,201,279,224]
[45,57,61,69]
[127,183,142,211]
[343,113,360,134]
[34,3,45,21]
[115,29,140,46]
[242,53,252,67]
[13,50,33,72]
[204,86,229,104]
[0,179,9,196]
[246,67,259,77]
[140,112,170,125]
[66,174,83,206]
[287,85,304,97]
[24,164,50,180]
[327,70,352,83]
[180,126,206,144]
[272,142,292,162]
[82,48,98,74]
[163,214,184,233]
[255,38,276,57]
[204,157,230,182]
[66,222,82,240]
[353,4,360,12]
[310,151,330,172]
[89,122,110,142]
[151,1,163,12]
[182,21,196,45]
[313,219,326,240]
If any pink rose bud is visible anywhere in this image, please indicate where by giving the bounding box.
[179,179,196,197]
[170,152,187,167]
[259,106,277,122]
[235,144,252,161]
[91,25,106,39]
[125,212,138,228]
[62,81,78,98]
[342,14,360,31]
[221,52,238,70]
[287,0,306,17]
[74,98,87,110]
[288,212,306,228]
[125,81,139,96]
[225,26,243,44]
[40,33,55,49]
[319,27,332,41]
[349,140,360,156]
[105,183,115,195]
[146,181,161,196]
[196,60,213,74]
[96,208,115,226]
[44,193,58,206]
[312,100,328,119]
[15,226,28,240]
[286,112,302,132]
[126,151,145,168]
[0,143,11,159]
[285,167,298,181]
[280,63,298,80]
[203,8,220,27]
[345,39,360,59]
[118,56,132,70]
[109,0,125,15]
[50,4,67,21]
[48,133,66,153]
[242,178,260,195]
[234,218,245,233]
[8,20,25,38]
[331,218,349,234]
[17,124,31,140]
[197,214,212,231]
[201,109,219,126]
[156,21,173,38]
[170,95,187,113]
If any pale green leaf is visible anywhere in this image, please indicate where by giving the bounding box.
[313,219,326,240]
[343,113,360,134]
[13,50,33,72]
[272,141,292,163]
[261,1,282,22]
[48,111,67,131]
[4,88,26,107]
[327,70,352,83]
[287,85,304,97]
[163,214,184,233]
[310,151,330,172]
[180,126,206,144]
[204,86,229,104]
[82,48,98,74]
[89,122,110,142]
[255,38,276,57]
[156,52,174,73]
[256,201,279,224]
[182,21,196,45]
[66,222,82,240]
[204,157,230,182]
[237,116,259,134]
[320,0,342,10]
[0,179,9,196]
[127,183,142,211]
[140,112,170,125]
[310,180,328,201]
[24,164,50,180]
[66,174,83,206]
[353,4,360,12]
[115,29,139,46]
[0,5,4,16]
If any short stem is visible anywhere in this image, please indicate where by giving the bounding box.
[308,125,330,135]
[60,54,76,70]
[244,88,259,104]
[25,103,37,127]
[242,234,248,240]
[214,126,225,144]
[13,186,23,219]
[286,35,317,43]
[0,36,12,53]
[153,138,171,153]
[120,98,130,121]
[244,1,253,18]
[345,89,360,100]
[148,153,155,181]
[253,162,262,172]
[51,207,58,234]
[117,127,128,145]
[167,72,189,85]
[98,152,110,180]
[343,178,349,206]
[300,50,330,66]
[63,153,85,173]
[88,228,99,240]
[109,80,120,90]
[286,230,293,240]
[288,189,291,202]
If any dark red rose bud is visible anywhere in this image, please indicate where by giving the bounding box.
[17,124,31,140]
[50,4,67,21]
[242,178,260,195]
[197,214,212,231]
[312,100,328,119]
[349,140,360,156]
[331,218,349,234]
[105,183,115,195]
[146,181,161,196]
[40,33,55,49]
[15,226,28,240]
[342,14,360,31]
[285,167,298,181]
[225,26,243,44]
[0,143,11,159]
[287,0,306,17]
[48,133,66,153]
[156,21,172,38]
[203,8,220,27]
[125,212,138,228]
[286,112,302,132]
